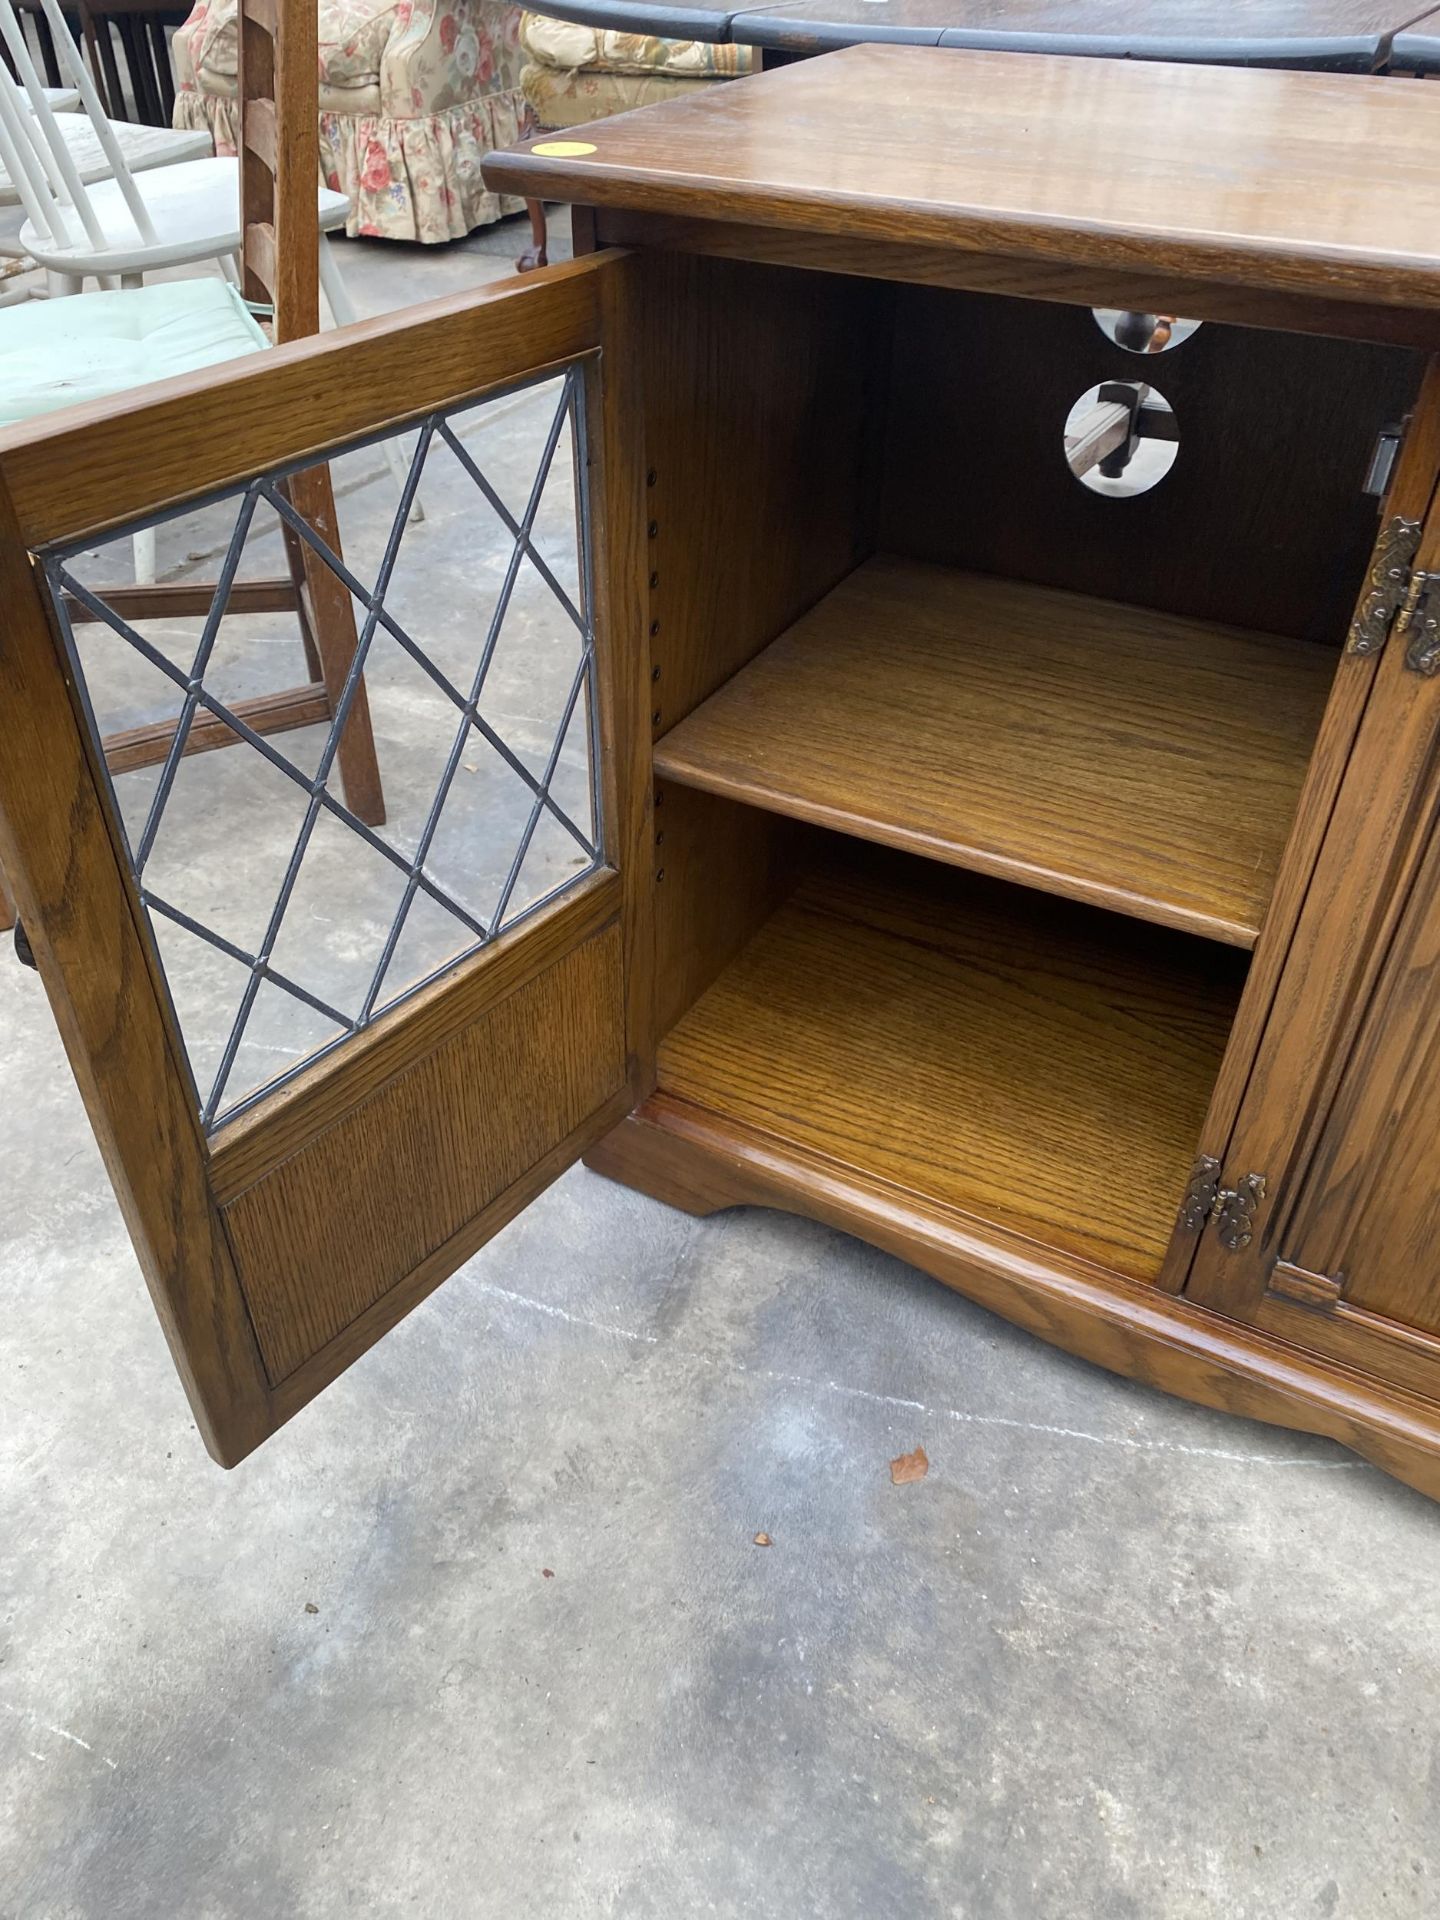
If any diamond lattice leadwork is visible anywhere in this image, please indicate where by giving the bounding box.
[43,366,602,1132]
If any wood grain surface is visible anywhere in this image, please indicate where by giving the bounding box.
[1186,414,1440,1334]
[225,923,626,1383]
[657,846,1246,1279]
[880,289,1421,643]
[653,556,1332,947]
[0,255,613,546]
[590,209,1440,352]
[636,252,886,1033]
[483,46,1440,314]
[586,1092,1440,1500]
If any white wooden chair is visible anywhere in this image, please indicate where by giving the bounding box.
[0,0,413,568]
[0,2,210,217]
[0,0,389,953]
[0,0,351,309]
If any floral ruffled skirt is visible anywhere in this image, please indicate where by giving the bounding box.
[174,87,527,243]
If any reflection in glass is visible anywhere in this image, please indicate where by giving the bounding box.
[1063,381,1179,498]
[1092,308,1202,355]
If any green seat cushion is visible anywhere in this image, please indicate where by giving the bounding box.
[0,277,268,426]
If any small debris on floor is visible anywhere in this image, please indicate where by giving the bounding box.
[541,1568,555,1579]
[753,1533,772,1548]
[890,1446,929,1485]
[303,1601,319,1614]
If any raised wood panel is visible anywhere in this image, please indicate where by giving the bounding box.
[1154,358,1440,1293]
[484,46,1440,314]
[880,288,1422,641]
[654,555,1332,946]
[657,846,1246,1280]
[224,922,626,1384]
[1230,793,1440,1393]
[1185,414,1440,1327]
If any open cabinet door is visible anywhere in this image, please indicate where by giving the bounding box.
[0,255,652,1465]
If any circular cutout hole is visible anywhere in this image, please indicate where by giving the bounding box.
[1093,308,1202,355]
[1063,382,1178,498]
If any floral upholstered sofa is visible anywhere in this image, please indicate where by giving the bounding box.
[172,0,528,242]
[518,10,753,129]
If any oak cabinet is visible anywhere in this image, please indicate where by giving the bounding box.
[7,45,1440,1497]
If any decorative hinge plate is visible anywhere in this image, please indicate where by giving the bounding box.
[1399,570,1440,677]
[1176,1153,1221,1233]
[1347,515,1423,656]
[1213,1173,1266,1253]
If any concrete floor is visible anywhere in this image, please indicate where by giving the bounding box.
[4,215,1440,1919]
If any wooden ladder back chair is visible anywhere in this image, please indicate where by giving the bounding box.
[1,0,384,940]
[236,0,384,829]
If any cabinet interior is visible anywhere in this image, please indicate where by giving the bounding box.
[638,254,1424,1281]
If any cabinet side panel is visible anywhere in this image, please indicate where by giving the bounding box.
[643,255,891,1031]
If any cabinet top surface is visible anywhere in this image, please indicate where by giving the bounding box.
[483,44,1440,306]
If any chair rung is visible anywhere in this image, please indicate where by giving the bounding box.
[103,681,330,775]
[65,577,300,623]
[243,98,277,174]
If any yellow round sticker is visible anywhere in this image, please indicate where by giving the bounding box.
[532,140,597,157]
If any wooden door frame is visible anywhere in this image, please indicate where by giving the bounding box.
[1180,363,1440,1322]
[0,252,655,1465]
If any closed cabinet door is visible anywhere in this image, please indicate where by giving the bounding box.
[1185,415,1440,1401]
[0,253,653,1465]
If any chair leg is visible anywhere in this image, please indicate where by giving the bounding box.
[132,524,156,586]
[517,199,549,273]
[316,233,356,326]
[283,464,385,828]
[317,235,424,523]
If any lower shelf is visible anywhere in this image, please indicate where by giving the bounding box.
[656,847,1247,1281]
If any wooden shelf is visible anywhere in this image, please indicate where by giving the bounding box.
[657,850,1247,1282]
[653,555,1334,949]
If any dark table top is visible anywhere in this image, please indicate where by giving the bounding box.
[1394,0,1440,63]
[524,0,1440,65]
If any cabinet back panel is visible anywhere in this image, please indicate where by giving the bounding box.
[879,287,1422,642]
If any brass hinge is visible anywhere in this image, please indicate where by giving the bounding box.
[1175,1158,1266,1253]
[1212,1173,1266,1254]
[1176,1154,1221,1233]
[1398,567,1440,677]
[1347,515,1422,657]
